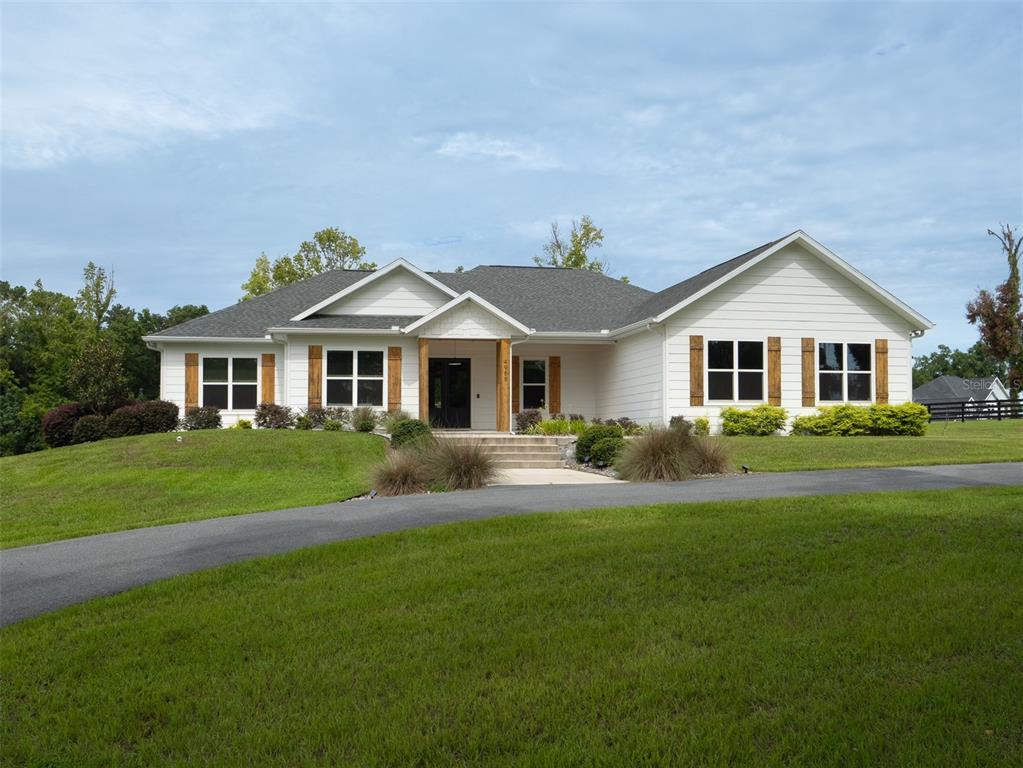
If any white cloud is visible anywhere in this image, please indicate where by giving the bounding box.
[435,132,560,170]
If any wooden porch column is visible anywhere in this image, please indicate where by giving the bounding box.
[418,338,429,422]
[496,338,510,432]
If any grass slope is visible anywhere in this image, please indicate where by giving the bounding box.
[3,487,1021,767]
[0,430,386,548]
[729,419,1023,472]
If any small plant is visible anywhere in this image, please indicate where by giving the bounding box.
[381,409,412,433]
[254,403,295,429]
[295,415,313,430]
[515,408,543,433]
[105,404,145,438]
[687,436,733,475]
[590,436,625,467]
[720,405,788,436]
[390,418,431,448]
[694,417,710,436]
[41,402,87,448]
[575,424,624,462]
[615,428,692,482]
[180,406,222,430]
[351,406,378,432]
[669,415,694,434]
[599,417,645,435]
[372,449,432,496]
[868,403,929,436]
[72,414,106,444]
[234,419,253,429]
[137,400,179,433]
[424,439,496,490]
[529,418,588,436]
[323,419,343,431]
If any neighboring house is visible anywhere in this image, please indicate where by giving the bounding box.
[144,230,934,432]
[913,375,1010,405]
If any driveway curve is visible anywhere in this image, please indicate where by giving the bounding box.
[2,462,1020,627]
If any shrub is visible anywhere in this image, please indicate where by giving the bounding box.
[254,403,295,429]
[42,402,87,448]
[372,449,432,496]
[381,409,412,433]
[515,408,543,433]
[720,405,788,436]
[590,436,625,467]
[391,418,431,448]
[551,413,585,422]
[301,406,348,428]
[688,436,733,475]
[138,400,179,433]
[669,415,693,434]
[105,404,145,438]
[599,417,645,435]
[234,419,253,429]
[529,418,588,436]
[351,406,378,432]
[181,406,221,430]
[295,415,313,430]
[323,419,343,431]
[694,417,710,436]
[72,414,106,444]
[424,439,496,490]
[615,428,692,482]
[575,424,624,462]
[868,403,929,436]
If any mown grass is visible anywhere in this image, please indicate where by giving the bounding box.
[728,418,1023,472]
[3,487,1021,767]
[0,430,387,548]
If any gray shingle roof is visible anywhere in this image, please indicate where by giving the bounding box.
[152,237,791,338]
[912,375,996,403]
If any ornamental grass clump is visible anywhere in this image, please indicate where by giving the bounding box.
[381,409,412,434]
[423,439,496,490]
[687,436,734,475]
[615,427,692,482]
[351,406,378,433]
[372,449,432,496]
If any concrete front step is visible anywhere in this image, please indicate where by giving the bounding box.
[434,434,570,469]
[435,436,573,446]
[491,459,566,468]
[486,449,561,459]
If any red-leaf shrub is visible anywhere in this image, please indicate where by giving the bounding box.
[105,404,146,438]
[254,403,295,429]
[138,400,179,433]
[42,402,87,448]
[181,406,222,430]
[72,414,107,444]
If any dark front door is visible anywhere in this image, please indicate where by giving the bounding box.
[428,358,471,428]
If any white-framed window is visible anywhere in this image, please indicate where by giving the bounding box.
[201,356,258,410]
[818,342,872,402]
[325,349,385,407]
[707,340,764,401]
[521,359,547,409]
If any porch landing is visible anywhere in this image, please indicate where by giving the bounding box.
[434,432,574,469]
[491,468,624,486]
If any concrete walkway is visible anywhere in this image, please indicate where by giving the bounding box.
[493,468,623,484]
[1,462,1019,627]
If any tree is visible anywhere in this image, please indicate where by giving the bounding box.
[966,225,1022,396]
[241,228,375,300]
[77,262,116,331]
[912,342,1008,389]
[163,304,210,329]
[66,334,130,414]
[533,216,606,272]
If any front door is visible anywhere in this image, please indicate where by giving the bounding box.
[428,358,471,428]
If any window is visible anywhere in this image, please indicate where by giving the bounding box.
[202,356,257,410]
[707,340,764,401]
[522,359,546,409]
[818,343,872,402]
[326,350,384,407]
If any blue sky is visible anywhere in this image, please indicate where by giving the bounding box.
[2,2,1020,354]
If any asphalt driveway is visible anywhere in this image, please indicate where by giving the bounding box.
[2,462,1020,627]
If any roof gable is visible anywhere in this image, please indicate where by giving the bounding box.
[403,292,531,337]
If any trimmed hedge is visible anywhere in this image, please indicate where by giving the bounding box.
[105,405,145,438]
[590,436,625,467]
[576,424,624,462]
[791,403,929,437]
[391,418,431,448]
[721,405,788,436]
[42,403,88,448]
[72,414,107,444]
[138,400,179,433]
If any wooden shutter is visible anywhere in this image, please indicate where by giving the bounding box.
[875,339,889,404]
[308,345,322,409]
[689,336,704,406]
[767,337,781,406]
[185,353,199,409]
[801,338,815,407]
[548,356,561,414]
[511,356,520,413]
[387,346,402,411]
[261,353,275,405]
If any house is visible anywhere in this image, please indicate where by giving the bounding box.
[913,375,1009,405]
[144,230,934,432]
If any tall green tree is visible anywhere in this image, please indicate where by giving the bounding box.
[533,216,606,271]
[241,228,376,300]
[67,335,130,413]
[912,342,1008,389]
[966,225,1022,396]
[77,262,116,332]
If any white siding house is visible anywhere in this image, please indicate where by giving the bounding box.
[145,231,933,432]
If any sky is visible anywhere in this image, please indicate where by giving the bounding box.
[2,2,1021,355]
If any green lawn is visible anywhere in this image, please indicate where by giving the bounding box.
[0,430,387,548]
[729,418,1023,472]
[3,487,1021,767]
